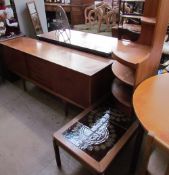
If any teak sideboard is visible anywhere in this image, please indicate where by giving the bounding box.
[0,37,113,109]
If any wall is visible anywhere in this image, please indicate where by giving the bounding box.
[5,0,10,5]
[14,0,48,37]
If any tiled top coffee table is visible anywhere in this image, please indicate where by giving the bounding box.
[53,99,138,174]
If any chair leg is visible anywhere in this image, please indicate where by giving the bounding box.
[130,124,144,174]
[63,100,69,116]
[53,138,62,168]
[165,163,169,175]
[137,132,155,175]
[98,17,102,33]
[106,17,110,31]
[22,79,27,91]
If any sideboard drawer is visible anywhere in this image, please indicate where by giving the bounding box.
[52,66,90,108]
[3,47,28,77]
[27,56,54,90]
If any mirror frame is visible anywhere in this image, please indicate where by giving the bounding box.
[27,1,43,35]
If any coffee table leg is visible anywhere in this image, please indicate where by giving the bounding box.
[53,139,62,168]
[63,100,69,116]
[22,79,27,91]
[130,124,144,174]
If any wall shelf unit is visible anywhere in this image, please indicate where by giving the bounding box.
[118,0,145,40]
[111,41,150,108]
[112,0,169,111]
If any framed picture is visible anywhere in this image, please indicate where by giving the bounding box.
[0,0,22,41]
[27,1,43,35]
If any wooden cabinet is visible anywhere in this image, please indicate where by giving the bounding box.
[112,0,169,112]
[111,42,150,111]
[3,47,28,77]
[1,37,113,109]
[70,6,84,25]
[71,0,94,25]
[51,65,90,107]
[26,55,54,90]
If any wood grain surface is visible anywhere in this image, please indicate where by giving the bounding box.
[133,74,169,146]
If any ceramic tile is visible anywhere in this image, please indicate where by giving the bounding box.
[63,102,134,161]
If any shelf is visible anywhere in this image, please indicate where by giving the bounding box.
[121,0,145,2]
[112,61,135,86]
[119,24,141,33]
[121,15,142,19]
[112,40,151,68]
[141,17,156,25]
[119,0,144,41]
[112,78,133,108]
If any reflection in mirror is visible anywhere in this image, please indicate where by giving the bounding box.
[51,5,71,42]
[0,0,21,41]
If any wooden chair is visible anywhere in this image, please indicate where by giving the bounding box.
[96,3,118,32]
[84,2,104,25]
[137,132,169,175]
[84,2,118,32]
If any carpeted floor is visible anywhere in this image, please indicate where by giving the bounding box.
[0,80,136,175]
[73,23,113,37]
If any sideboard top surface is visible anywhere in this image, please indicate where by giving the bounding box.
[38,30,118,57]
[0,37,113,76]
[0,29,151,74]
[38,30,151,67]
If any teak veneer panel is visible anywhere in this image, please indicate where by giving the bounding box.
[112,61,135,86]
[141,17,156,25]
[133,74,169,147]
[38,30,150,108]
[39,30,151,69]
[3,47,28,77]
[1,37,113,76]
[26,55,55,90]
[112,78,132,108]
[142,0,158,18]
[112,40,150,68]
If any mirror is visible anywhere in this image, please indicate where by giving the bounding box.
[27,1,43,35]
[0,0,21,41]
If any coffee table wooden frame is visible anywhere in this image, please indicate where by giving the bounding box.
[53,98,139,174]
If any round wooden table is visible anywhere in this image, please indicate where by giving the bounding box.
[133,73,169,146]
